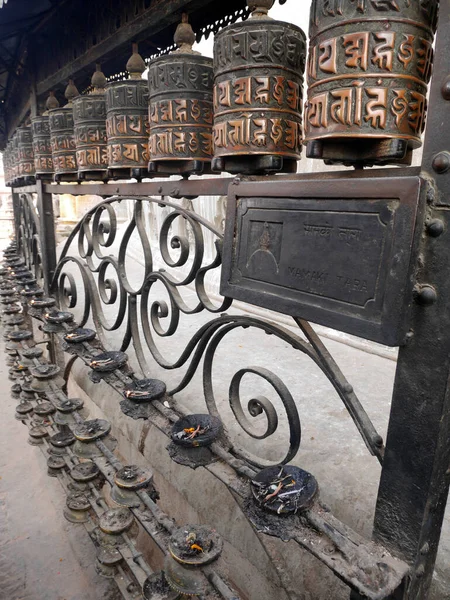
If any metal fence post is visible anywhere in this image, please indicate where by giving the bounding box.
[35,179,57,295]
[11,191,21,245]
[371,4,450,598]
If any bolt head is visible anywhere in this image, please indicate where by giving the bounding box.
[432,152,450,174]
[415,285,437,306]
[442,78,450,101]
[427,219,445,237]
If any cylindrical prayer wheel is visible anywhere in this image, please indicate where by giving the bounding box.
[148,15,214,177]
[73,65,108,181]
[13,133,20,184]
[9,134,17,185]
[49,80,79,182]
[305,0,439,166]
[213,0,307,175]
[106,44,150,181]
[31,92,58,180]
[3,142,11,186]
[17,125,35,183]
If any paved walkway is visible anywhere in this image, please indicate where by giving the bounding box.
[0,340,119,600]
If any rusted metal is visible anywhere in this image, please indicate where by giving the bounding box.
[212,0,307,175]
[221,175,425,346]
[3,141,12,186]
[148,15,214,177]
[31,92,58,180]
[16,126,35,184]
[106,44,149,181]
[305,0,439,166]
[48,80,79,182]
[73,65,108,181]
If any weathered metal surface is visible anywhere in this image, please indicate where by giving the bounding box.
[213,1,307,174]
[73,93,108,179]
[45,176,233,198]
[305,0,439,166]
[106,80,149,179]
[72,67,108,180]
[369,3,450,599]
[35,180,57,295]
[3,141,12,186]
[221,176,425,346]
[31,116,54,178]
[16,126,35,182]
[148,16,214,177]
[105,46,149,181]
[49,107,78,180]
[51,192,383,469]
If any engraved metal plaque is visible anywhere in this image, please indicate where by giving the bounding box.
[221,176,424,346]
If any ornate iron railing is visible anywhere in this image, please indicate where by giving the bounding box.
[15,192,44,287]
[53,195,385,468]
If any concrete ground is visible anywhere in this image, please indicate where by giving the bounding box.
[0,340,119,600]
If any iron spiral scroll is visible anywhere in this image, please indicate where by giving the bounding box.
[17,193,44,287]
[52,194,384,468]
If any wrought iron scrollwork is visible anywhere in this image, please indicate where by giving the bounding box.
[17,193,44,286]
[53,194,384,467]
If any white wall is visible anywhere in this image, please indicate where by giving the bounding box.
[196,1,312,57]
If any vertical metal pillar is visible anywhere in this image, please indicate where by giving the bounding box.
[11,191,21,245]
[35,179,57,295]
[372,4,450,599]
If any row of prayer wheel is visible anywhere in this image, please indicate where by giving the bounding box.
[3,0,439,185]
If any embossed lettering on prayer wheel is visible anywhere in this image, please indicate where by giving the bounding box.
[32,117,53,177]
[213,0,307,175]
[3,142,11,186]
[32,92,57,179]
[148,15,214,177]
[73,65,108,180]
[305,0,439,165]
[106,44,150,180]
[17,126,35,181]
[10,134,18,184]
[49,109,77,179]
[49,80,80,182]
[73,95,108,177]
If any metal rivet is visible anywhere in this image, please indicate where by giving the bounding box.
[374,435,384,447]
[427,219,445,237]
[415,285,437,306]
[421,543,430,555]
[442,78,450,101]
[416,565,425,578]
[432,152,450,174]
[343,383,353,394]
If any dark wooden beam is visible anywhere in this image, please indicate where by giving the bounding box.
[36,0,219,96]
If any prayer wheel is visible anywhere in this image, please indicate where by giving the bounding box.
[16,125,35,184]
[31,92,58,180]
[305,0,439,166]
[49,80,79,182]
[106,44,150,181]
[3,142,11,186]
[212,0,307,175]
[9,134,18,185]
[73,65,108,181]
[148,15,214,177]
[11,140,17,185]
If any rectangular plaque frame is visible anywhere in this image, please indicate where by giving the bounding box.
[221,176,425,346]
